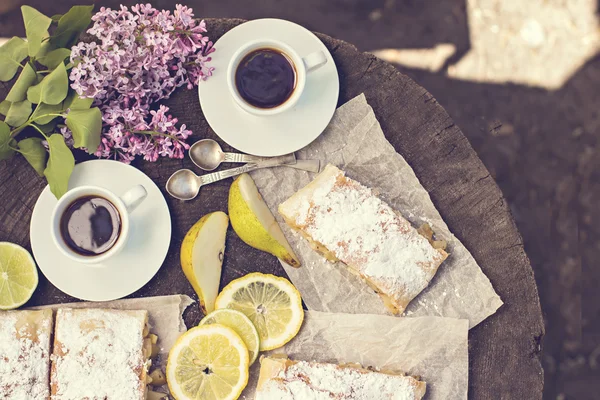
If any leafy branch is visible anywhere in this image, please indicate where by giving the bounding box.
[0,5,98,199]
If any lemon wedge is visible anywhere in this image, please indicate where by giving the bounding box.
[166,324,249,400]
[0,242,38,310]
[215,273,304,351]
[200,309,260,366]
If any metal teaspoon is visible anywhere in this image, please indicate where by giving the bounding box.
[166,153,296,201]
[189,139,321,173]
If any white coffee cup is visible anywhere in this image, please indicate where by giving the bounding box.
[227,39,328,116]
[50,185,147,265]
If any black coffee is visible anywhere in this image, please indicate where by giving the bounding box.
[60,196,121,256]
[235,48,296,109]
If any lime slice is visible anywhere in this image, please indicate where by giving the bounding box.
[215,273,304,351]
[0,242,38,310]
[167,324,249,400]
[200,308,260,366]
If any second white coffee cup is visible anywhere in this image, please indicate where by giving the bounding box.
[227,39,328,116]
[50,185,147,265]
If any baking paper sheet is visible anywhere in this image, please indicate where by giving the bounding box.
[241,311,469,399]
[251,93,503,328]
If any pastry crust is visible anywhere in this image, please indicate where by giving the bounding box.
[279,164,448,314]
[0,309,53,399]
[256,357,426,399]
[50,308,150,400]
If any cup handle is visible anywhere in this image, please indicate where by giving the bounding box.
[120,185,148,213]
[302,51,328,72]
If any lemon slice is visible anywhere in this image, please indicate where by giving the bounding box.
[167,324,249,400]
[200,309,260,366]
[0,242,38,310]
[215,273,304,351]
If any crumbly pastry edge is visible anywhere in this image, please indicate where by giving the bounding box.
[0,309,53,399]
[49,308,156,400]
[256,356,427,399]
[278,164,449,315]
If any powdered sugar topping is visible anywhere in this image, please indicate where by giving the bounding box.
[52,309,146,400]
[0,311,52,399]
[293,167,442,302]
[257,360,423,400]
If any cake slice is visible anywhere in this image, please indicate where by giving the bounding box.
[279,164,448,314]
[50,308,153,400]
[256,357,426,399]
[0,309,53,399]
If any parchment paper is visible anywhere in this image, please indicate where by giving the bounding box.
[251,94,503,328]
[33,295,194,375]
[241,311,469,399]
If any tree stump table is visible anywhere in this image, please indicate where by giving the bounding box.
[0,18,544,399]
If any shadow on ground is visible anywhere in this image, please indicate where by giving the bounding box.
[0,1,596,398]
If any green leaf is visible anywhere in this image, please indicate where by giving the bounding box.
[51,5,94,48]
[0,37,28,63]
[27,84,42,103]
[18,137,47,176]
[5,100,32,127]
[0,37,29,81]
[35,121,57,134]
[35,39,55,60]
[37,48,71,69]
[0,121,15,160]
[64,90,93,110]
[72,96,93,110]
[21,6,52,57]
[0,101,10,116]
[5,63,37,102]
[65,107,102,153]
[34,73,44,85]
[27,62,68,105]
[31,102,64,125]
[44,133,74,199]
[51,14,63,22]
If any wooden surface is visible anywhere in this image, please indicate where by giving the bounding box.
[0,19,544,399]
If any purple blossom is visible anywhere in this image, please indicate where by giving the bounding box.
[66,4,213,163]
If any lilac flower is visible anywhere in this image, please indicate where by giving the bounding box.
[66,4,213,163]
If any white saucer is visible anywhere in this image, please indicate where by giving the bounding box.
[30,160,171,301]
[199,18,340,156]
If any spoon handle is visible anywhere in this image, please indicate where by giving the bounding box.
[287,159,321,173]
[222,152,269,164]
[199,154,296,185]
[200,164,258,184]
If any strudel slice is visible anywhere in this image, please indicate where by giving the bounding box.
[279,164,448,314]
[256,357,426,399]
[0,309,53,399]
[51,308,152,400]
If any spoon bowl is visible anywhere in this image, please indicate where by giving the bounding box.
[189,139,224,171]
[166,169,201,201]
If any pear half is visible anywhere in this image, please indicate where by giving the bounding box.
[180,211,229,314]
[229,174,301,267]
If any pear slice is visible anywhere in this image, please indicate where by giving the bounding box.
[180,211,229,314]
[229,174,301,267]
